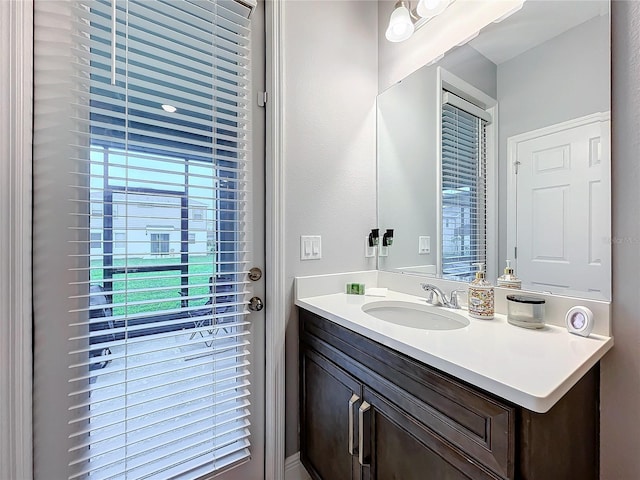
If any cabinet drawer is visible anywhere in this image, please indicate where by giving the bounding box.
[300,309,515,479]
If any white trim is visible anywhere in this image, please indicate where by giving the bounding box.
[284,453,312,480]
[265,1,286,479]
[506,111,611,275]
[485,105,499,282]
[0,1,33,479]
[435,68,443,276]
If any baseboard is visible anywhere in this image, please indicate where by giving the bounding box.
[284,452,311,480]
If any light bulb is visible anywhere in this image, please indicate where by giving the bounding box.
[416,0,451,19]
[385,3,415,43]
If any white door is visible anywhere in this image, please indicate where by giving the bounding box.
[32,1,266,479]
[507,114,610,298]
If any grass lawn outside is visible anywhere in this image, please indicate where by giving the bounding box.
[90,255,216,316]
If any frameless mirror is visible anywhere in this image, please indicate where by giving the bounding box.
[377,0,611,301]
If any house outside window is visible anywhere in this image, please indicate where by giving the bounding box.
[150,233,170,255]
[192,208,204,220]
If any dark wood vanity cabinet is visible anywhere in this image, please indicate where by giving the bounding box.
[299,308,599,480]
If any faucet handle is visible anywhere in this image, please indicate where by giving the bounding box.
[424,290,435,304]
[448,290,460,309]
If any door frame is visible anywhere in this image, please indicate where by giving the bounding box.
[1,1,288,479]
[506,112,611,275]
[0,1,33,479]
[265,1,287,478]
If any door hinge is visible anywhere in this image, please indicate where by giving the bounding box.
[513,160,521,174]
[514,246,518,259]
[257,91,268,107]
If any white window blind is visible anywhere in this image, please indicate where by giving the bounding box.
[441,93,488,281]
[33,1,254,479]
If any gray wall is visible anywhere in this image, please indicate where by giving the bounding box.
[282,1,378,457]
[377,64,439,271]
[496,14,610,268]
[601,2,640,478]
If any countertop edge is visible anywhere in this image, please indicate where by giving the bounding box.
[295,296,614,413]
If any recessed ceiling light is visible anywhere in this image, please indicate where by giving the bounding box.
[161,104,177,113]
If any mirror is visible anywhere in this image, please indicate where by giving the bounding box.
[377,0,611,301]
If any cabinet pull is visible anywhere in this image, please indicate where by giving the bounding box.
[348,394,360,455]
[358,401,371,466]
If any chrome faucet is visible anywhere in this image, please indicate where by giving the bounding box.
[420,283,461,309]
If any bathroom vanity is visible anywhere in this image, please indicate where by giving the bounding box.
[300,307,600,480]
[296,273,613,480]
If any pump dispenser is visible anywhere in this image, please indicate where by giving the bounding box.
[497,260,522,289]
[468,263,494,320]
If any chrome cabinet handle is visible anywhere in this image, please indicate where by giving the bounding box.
[348,393,360,455]
[358,401,371,466]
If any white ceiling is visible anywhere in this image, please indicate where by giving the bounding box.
[468,0,608,65]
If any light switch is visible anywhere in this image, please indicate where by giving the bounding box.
[301,235,322,260]
[418,236,431,254]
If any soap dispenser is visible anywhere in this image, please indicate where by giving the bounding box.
[497,260,522,289]
[468,263,494,320]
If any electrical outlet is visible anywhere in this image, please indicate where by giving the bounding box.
[365,236,376,258]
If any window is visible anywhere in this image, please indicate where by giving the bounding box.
[90,232,102,249]
[188,233,197,244]
[150,233,170,255]
[441,92,489,281]
[33,1,254,478]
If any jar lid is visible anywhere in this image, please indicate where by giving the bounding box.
[506,294,546,304]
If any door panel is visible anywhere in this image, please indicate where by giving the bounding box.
[32,1,266,479]
[362,389,497,480]
[300,348,362,480]
[511,115,610,297]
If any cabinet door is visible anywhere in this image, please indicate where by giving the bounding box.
[359,388,500,480]
[300,347,363,480]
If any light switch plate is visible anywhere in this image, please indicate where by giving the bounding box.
[301,235,322,260]
[418,236,431,254]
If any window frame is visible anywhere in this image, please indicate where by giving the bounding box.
[436,67,498,282]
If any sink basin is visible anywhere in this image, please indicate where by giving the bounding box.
[362,301,469,330]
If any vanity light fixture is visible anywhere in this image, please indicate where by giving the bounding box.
[416,0,451,19]
[385,0,453,43]
[385,1,415,43]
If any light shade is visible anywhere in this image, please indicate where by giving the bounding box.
[385,3,415,43]
[416,0,451,19]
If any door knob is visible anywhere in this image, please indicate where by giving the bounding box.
[248,267,262,281]
[248,296,264,311]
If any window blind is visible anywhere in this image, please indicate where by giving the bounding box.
[33,1,254,479]
[441,94,488,281]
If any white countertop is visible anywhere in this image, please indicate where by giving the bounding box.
[296,289,614,413]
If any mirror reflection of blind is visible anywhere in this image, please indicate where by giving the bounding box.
[441,96,488,281]
[33,1,254,479]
